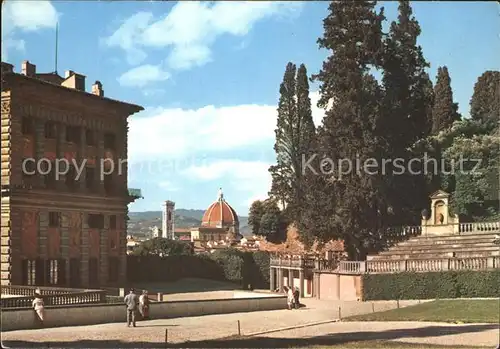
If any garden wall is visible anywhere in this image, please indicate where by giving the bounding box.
[127,250,270,289]
[362,270,500,300]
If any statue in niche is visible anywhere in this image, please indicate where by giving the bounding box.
[438,213,444,224]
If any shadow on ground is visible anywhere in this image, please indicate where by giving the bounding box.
[129,278,238,294]
[3,323,498,348]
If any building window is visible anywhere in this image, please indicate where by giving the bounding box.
[85,129,96,146]
[49,212,61,227]
[85,167,95,191]
[22,117,33,135]
[109,215,117,229]
[47,259,59,285]
[43,162,57,189]
[22,158,36,184]
[65,165,77,190]
[88,214,104,229]
[66,126,80,144]
[108,257,119,282]
[44,122,57,139]
[22,259,36,285]
[104,174,113,195]
[104,132,116,150]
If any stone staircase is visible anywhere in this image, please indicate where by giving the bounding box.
[368,226,500,261]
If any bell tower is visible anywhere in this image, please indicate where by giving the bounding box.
[162,200,175,239]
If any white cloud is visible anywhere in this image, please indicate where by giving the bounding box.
[104,1,303,76]
[1,1,58,60]
[128,91,326,162]
[182,159,273,208]
[158,181,181,192]
[102,12,152,65]
[117,64,170,87]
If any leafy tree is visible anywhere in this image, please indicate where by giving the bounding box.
[309,1,389,260]
[248,200,266,235]
[431,66,461,134]
[259,200,284,243]
[248,199,287,242]
[132,238,193,256]
[470,70,499,132]
[413,118,499,220]
[269,62,316,220]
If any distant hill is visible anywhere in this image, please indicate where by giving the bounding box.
[128,210,251,237]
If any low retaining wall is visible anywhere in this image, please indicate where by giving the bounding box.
[2,295,287,331]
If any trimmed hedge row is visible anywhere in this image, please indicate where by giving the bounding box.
[127,250,270,289]
[362,270,500,300]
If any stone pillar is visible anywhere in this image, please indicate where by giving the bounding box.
[278,268,283,290]
[96,131,105,194]
[56,124,66,190]
[299,269,304,297]
[118,213,127,286]
[38,210,48,273]
[80,213,89,287]
[100,215,110,286]
[60,212,70,286]
[33,118,45,188]
[78,127,87,192]
[269,267,275,291]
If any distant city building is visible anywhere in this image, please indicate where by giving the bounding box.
[0,60,143,287]
[162,200,175,239]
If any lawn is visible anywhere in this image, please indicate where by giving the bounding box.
[344,299,500,323]
[169,336,488,349]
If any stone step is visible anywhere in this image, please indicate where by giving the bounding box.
[388,242,496,252]
[402,233,499,244]
[369,250,499,260]
[378,245,499,255]
[400,236,498,246]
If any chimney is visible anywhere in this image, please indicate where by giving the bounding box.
[1,62,14,75]
[21,60,36,77]
[61,70,86,91]
[91,80,104,97]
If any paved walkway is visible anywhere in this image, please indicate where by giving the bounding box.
[3,298,498,348]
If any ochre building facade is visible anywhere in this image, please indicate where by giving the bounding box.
[1,60,143,288]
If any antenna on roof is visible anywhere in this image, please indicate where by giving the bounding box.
[54,21,59,74]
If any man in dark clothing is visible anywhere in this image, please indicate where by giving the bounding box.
[293,287,300,309]
[124,289,139,327]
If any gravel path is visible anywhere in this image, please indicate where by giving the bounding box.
[2,298,497,348]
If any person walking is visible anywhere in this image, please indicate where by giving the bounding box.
[124,288,139,327]
[139,290,150,320]
[285,286,294,310]
[32,291,45,327]
[293,286,300,309]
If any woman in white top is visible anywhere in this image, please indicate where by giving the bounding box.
[139,290,150,320]
[32,292,45,324]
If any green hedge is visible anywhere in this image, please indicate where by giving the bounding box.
[127,250,270,289]
[362,270,500,300]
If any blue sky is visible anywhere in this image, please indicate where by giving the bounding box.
[2,1,499,216]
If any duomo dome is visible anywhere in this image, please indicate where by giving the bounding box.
[201,188,239,234]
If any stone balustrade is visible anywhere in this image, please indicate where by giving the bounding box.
[1,285,85,296]
[314,256,499,274]
[1,285,107,308]
[270,256,315,269]
[459,221,500,233]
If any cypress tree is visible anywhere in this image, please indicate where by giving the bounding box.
[470,70,500,132]
[431,66,461,134]
[382,0,433,225]
[269,62,316,221]
[309,1,389,260]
